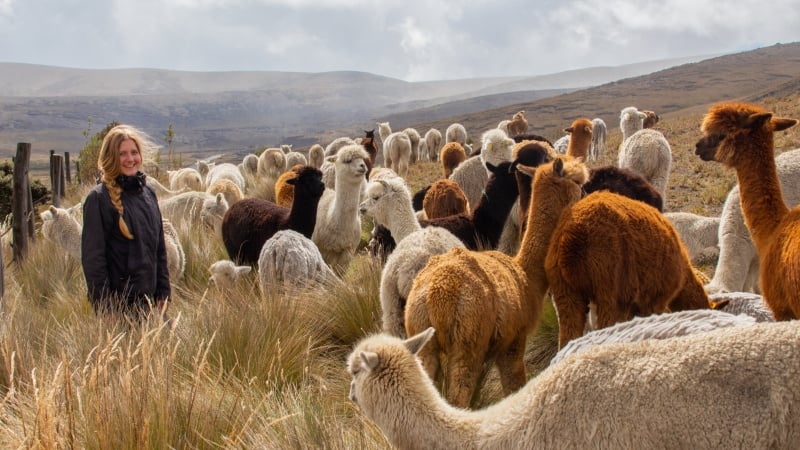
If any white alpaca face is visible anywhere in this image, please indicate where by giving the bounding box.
[359,182,388,218]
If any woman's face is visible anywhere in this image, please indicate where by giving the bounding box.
[118,138,142,176]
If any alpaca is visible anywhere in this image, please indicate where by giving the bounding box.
[547,189,709,348]
[383,131,412,177]
[449,128,515,210]
[258,229,336,295]
[206,178,244,208]
[404,156,587,407]
[208,259,252,289]
[158,191,229,233]
[205,162,246,194]
[550,309,755,366]
[312,144,370,273]
[274,164,305,208]
[423,179,470,219]
[664,212,720,263]
[506,110,528,138]
[254,147,287,202]
[618,106,647,145]
[708,291,776,323]
[439,142,467,178]
[417,141,428,162]
[618,128,672,205]
[307,144,325,169]
[280,144,292,154]
[424,128,442,162]
[359,177,465,338]
[564,117,593,160]
[694,101,799,320]
[168,167,203,192]
[239,154,259,192]
[161,218,185,280]
[145,176,187,198]
[402,127,421,165]
[348,322,800,449]
[284,150,307,169]
[221,166,325,265]
[361,129,378,178]
[445,123,467,148]
[581,166,664,211]
[706,148,800,294]
[497,119,510,136]
[589,117,607,160]
[40,204,82,259]
[324,136,357,158]
[642,109,660,129]
[196,160,213,178]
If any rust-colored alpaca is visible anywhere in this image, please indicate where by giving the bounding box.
[507,110,529,138]
[423,179,470,219]
[440,142,467,178]
[695,101,799,320]
[405,155,587,408]
[274,164,305,208]
[565,118,593,159]
[546,191,709,348]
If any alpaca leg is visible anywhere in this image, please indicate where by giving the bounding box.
[494,336,527,396]
[443,349,485,408]
[553,293,589,349]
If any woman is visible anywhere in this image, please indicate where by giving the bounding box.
[81,124,170,318]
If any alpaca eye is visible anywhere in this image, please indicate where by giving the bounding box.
[344,159,352,164]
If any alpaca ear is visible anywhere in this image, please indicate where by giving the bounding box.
[744,112,772,129]
[286,176,297,186]
[236,266,252,276]
[49,205,58,214]
[553,158,565,177]
[772,117,799,132]
[486,142,493,151]
[216,193,224,204]
[403,327,435,355]
[360,351,380,370]
[515,163,536,177]
[485,162,498,174]
[377,179,392,192]
[564,126,574,134]
[584,125,592,134]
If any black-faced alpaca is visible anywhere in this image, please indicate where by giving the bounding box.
[221,166,325,265]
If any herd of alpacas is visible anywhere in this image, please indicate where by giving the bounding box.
[32,102,800,447]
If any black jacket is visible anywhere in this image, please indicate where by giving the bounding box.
[81,172,170,311]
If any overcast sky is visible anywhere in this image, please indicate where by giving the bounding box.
[1,0,798,82]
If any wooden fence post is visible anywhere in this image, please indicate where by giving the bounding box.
[51,154,63,207]
[12,143,32,262]
[65,152,72,185]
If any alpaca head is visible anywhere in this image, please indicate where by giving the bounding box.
[201,193,230,232]
[335,144,369,182]
[695,102,798,168]
[347,327,435,408]
[642,110,660,129]
[364,129,375,139]
[620,106,647,137]
[513,110,526,120]
[286,166,325,200]
[518,155,588,203]
[480,128,515,169]
[281,144,293,154]
[208,259,252,289]
[359,177,411,224]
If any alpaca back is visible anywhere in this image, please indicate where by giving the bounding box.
[618,128,672,202]
[445,123,467,147]
[168,167,203,192]
[440,142,467,178]
[423,179,469,219]
[308,144,325,168]
[258,229,335,294]
[424,128,442,162]
[206,178,244,208]
[206,162,246,194]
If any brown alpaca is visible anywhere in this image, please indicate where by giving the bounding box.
[565,118,593,159]
[507,110,529,138]
[695,101,799,320]
[546,191,709,348]
[274,164,305,208]
[423,179,470,219]
[405,155,588,408]
[440,142,467,178]
[643,110,660,129]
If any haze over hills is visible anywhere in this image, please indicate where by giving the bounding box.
[0,53,718,159]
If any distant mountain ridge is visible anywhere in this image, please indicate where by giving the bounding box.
[0,49,777,160]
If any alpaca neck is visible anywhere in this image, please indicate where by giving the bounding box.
[332,177,364,219]
[732,144,789,251]
[288,192,322,238]
[567,136,591,160]
[514,184,576,299]
[471,178,519,248]
[621,122,642,141]
[383,201,422,243]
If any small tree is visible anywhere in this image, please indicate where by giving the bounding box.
[78,120,120,184]
[0,159,50,219]
[164,122,181,169]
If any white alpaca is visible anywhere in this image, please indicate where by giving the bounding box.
[449,128,515,210]
[445,123,468,150]
[708,292,776,323]
[319,155,337,190]
[205,162,246,194]
[359,177,464,337]
[258,229,336,294]
[239,153,259,191]
[307,144,325,169]
[280,144,292,154]
[285,151,308,169]
[168,167,203,192]
[402,127,421,164]
[424,128,442,162]
[312,144,369,273]
[40,204,82,259]
[618,128,672,205]
[348,322,800,449]
[497,119,510,136]
[325,136,357,158]
[161,218,185,280]
[550,309,756,366]
[664,211,720,263]
[707,148,800,294]
[196,160,213,178]
[383,132,412,177]
[208,259,252,289]
[159,191,229,235]
[618,106,647,146]
[206,178,244,209]
[145,176,187,198]
[255,148,287,201]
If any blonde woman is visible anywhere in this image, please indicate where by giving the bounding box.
[81,124,170,318]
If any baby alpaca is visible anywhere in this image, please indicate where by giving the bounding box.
[208,259,252,289]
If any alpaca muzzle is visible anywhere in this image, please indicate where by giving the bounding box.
[694,134,725,161]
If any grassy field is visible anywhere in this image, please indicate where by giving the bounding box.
[1,93,799,448]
